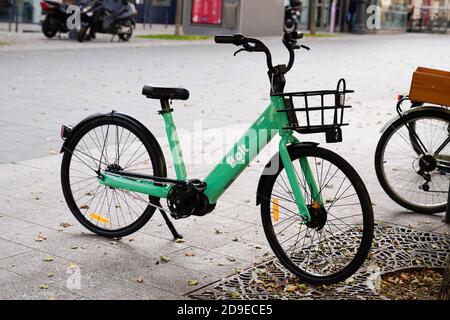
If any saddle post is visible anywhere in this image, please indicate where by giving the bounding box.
[159,99,187,180]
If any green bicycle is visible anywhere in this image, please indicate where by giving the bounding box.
[60,32,374,284]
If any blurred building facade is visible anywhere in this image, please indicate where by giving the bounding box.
[296,0,449,32]
[0,0,448,33]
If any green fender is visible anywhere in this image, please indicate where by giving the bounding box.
[60,112,167,178]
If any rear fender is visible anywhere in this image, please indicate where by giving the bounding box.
[379,106,449,133]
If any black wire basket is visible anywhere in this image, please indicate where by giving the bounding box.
[272,79,353,143]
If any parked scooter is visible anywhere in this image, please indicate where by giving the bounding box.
[40,0,71,38]
[284,0,302,32]
[40,0,90,38]
[77,0,137,42]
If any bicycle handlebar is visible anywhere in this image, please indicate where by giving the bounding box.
[214,31,306,74]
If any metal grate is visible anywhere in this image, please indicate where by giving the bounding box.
[188,223,450,300]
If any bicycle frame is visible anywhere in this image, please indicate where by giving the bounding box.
[99,95,321,221]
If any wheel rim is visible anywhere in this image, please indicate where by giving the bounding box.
[65,121,156,232]
[266,153,368,278]
[380,116,449,210]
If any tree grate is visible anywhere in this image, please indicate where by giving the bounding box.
[188,222,450,300]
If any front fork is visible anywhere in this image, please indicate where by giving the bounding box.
[278,135,322,222]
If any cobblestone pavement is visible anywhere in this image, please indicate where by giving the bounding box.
[0,31,448,299]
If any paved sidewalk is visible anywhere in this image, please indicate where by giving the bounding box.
[0,32,449,299]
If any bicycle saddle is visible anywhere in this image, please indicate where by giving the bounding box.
[142,86,190,101]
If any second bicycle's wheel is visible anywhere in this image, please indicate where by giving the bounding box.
[61,114,167,238]
[375,108,449,214]
[259,146,374,284]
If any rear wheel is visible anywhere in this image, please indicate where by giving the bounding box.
[42,15,57,38]
[61,114,166,238]
[260,146,374,284]
[375,109,449,214]
[118,22,133,41]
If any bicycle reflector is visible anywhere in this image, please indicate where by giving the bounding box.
[272,198,279,222]
[61,125,72,140]
[397,95,404,101]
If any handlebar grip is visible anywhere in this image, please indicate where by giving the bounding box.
[215,36,235,44]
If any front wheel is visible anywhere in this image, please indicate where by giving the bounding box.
[61,114,166,238]
[260,146,374,284]
[284,18,297,33]
[77,25,90,42]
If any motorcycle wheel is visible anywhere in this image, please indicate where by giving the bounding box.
[77,25,90,43]
[118,24,133,42]
[42,15,58,38]
[284,19,297,32]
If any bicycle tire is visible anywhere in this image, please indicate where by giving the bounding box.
[260,146,374,284]
[375,108,449,214]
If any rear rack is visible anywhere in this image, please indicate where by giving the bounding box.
[272,79,353,143]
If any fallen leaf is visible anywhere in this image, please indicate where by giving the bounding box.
[35,233,47,242]
[217,262,225,266]
[39,284,50,290]
[48,149,56,155]
[253,245,262,249]
[60,222,73,228]
[215,228,222,234]
[47,296,57,300]
[227,257,236,262]
[136,277,144,284]
[235,268,243,273]
[79,204,90,209]
[285,284,297,292]
[47,272,54,278]
[175,238,186,243]
[185,251,195,257]
[187,280,199,286]
[298,283,309,291]
[43,256,54,262]
[70,245,78,250]
[160,256,171,263]
[68,263,78,269]
[232,237,240,242]
[128,238,135,242]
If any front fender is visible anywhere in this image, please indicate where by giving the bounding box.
[379,106,447,133]
[255,142,319,206]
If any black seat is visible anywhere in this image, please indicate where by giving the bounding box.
[142,86,190,101]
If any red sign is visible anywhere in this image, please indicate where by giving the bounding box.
[191,0,223,25]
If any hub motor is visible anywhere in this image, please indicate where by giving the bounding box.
[305,202,327,230]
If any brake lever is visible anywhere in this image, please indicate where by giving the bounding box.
[233,48,247,56]
[300,45,310,51]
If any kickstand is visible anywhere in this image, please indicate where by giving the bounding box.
[157,202,183,240]
[110,34,115,42]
